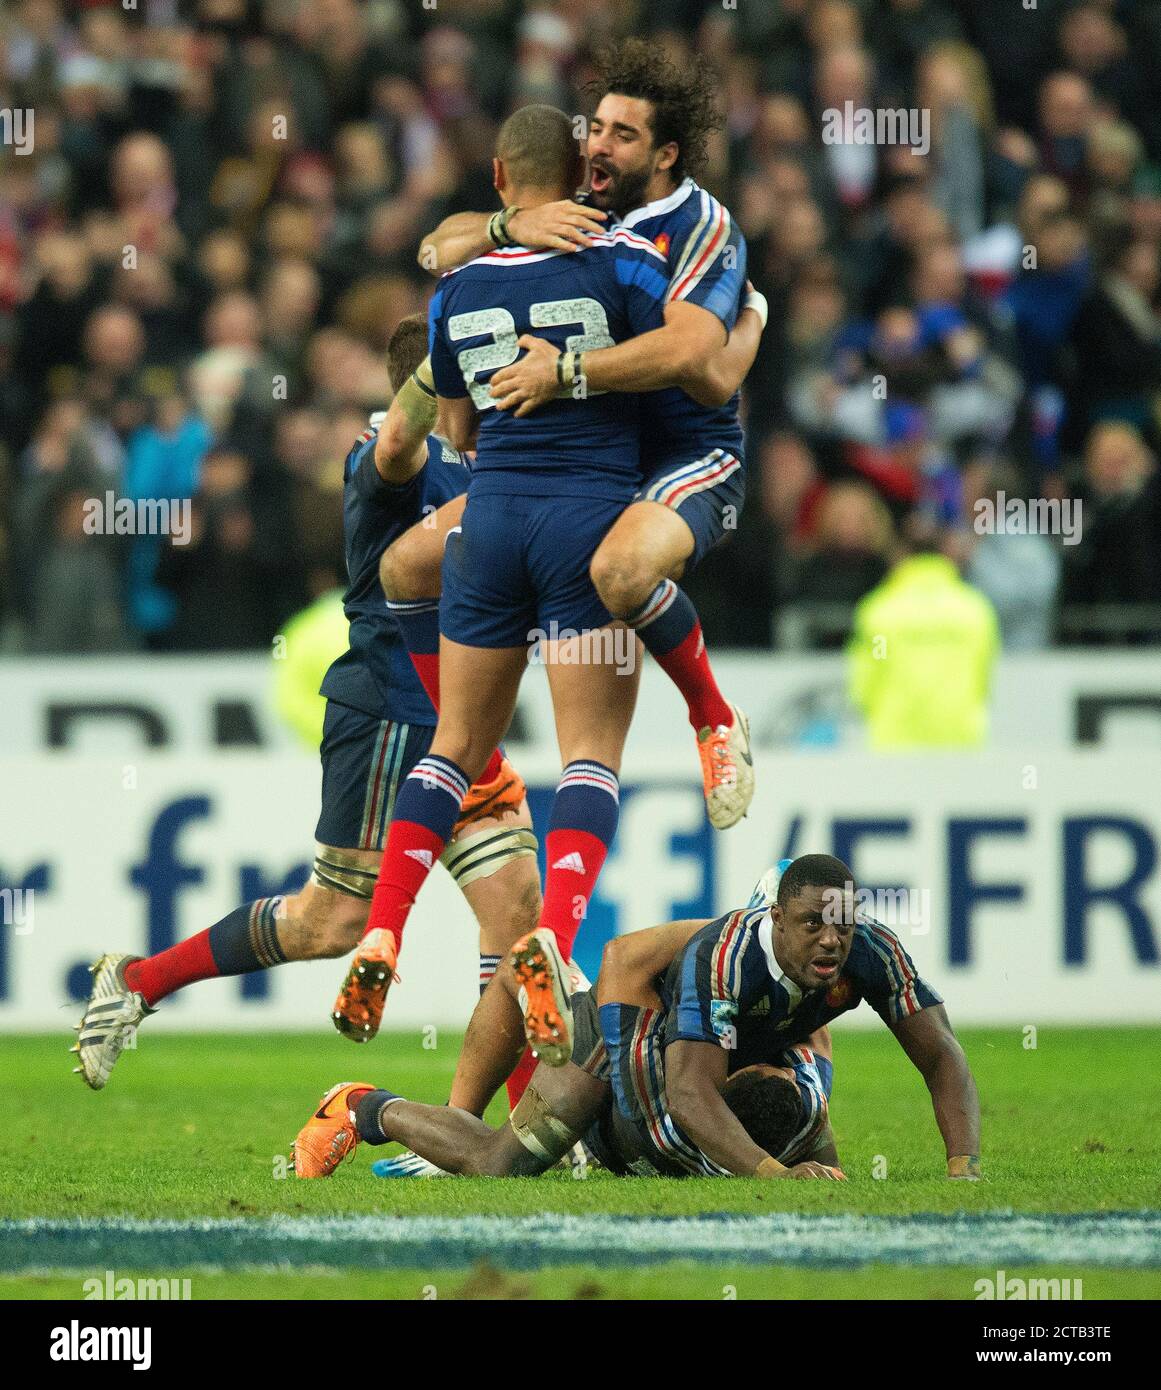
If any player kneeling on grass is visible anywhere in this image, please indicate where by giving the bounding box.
[292,853,982,1181]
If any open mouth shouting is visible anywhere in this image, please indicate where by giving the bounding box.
[589,161,614,197]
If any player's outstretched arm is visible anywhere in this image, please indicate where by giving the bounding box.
[665,1040,841,1179]
[374,356,438,484]
[595,918,710,1010]
[891,1004,982,1179]
[417,201,609,275]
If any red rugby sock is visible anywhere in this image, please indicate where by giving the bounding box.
[505,1047,538,1108]
[123,931,219,1007]
[540,828,610,961]
[654,623,731,732]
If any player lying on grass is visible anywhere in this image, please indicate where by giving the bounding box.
[419,38,765,834]
[293,928,843,1181]
[73,316,542,1111]
[295,852,981,1182]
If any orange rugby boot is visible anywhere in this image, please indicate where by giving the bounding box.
[291,1081,375,1178]
[332,928,398,1042]
[510,928,573,1067]
[454,755,526,834]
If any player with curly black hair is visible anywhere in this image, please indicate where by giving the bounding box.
[580,36,724,209]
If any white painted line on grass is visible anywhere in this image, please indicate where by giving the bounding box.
[1,1212,1159,1271]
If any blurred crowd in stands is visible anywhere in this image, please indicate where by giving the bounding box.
[1,0,1160,656]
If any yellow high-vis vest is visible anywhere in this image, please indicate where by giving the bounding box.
[848,555,1000,749]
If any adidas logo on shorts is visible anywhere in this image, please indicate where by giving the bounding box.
[404,848,434,868]
[552,852,586,873]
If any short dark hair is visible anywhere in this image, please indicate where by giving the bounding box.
[723,1069,803,1160]
[776,853,855,907]
[588,38,723,181]
[496,104,582,193]
[385,314,428,392]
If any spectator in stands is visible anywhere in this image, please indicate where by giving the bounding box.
[1060,423,1161,642]
[686,432,824,650]
[784,480,894,649]
[814,43,879,215]
[1036,72,1097,200]
[25,484,130,654]
[10,398,118,644]
[1070,234,1161,445]
[1086,120,1144,201]
[956,457,1061,651]
[79,302,153,445]
[122,391,211,643]
[155,447,302,652]
[917,41,989,242]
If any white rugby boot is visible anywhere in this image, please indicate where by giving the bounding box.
[72,954,155,1090]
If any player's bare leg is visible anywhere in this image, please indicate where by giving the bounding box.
[590,500,753,829]
[295,1017,606,1180]
[429,639,526,788]
[362,949,565,1175]
[295,954,606,1178]
[372,1056,607,1176]
[448,852,540,1113]
[76,871,374,1089]
[295,1084,535,1179]
[277,874,378,958]
[370,841,542,1178]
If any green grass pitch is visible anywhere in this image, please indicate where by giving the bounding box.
[2,1025,1159,1300]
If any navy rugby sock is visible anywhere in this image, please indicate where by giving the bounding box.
[354,1089,402,1144]
[123,898,286,1006]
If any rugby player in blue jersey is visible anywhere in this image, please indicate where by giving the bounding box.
[338,104,689,1066]
[293,854,980,1182]
[608,853,980,1181]
[419,39,767,832]
[73,318,542,1114]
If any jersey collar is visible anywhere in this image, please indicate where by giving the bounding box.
[758,913,805,1012]
[619,176,696,229]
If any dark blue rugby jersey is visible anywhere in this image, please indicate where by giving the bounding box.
[319,431,469,725]
[427,228,669,500]
[617,178,747,469]
[661,905,944,1066]
[601,1026,834,1179]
